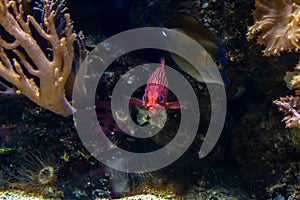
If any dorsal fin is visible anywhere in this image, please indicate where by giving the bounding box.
[160,57,165,70]
[166,12,219,49]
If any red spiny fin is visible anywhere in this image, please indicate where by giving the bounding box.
[129,97,145,107]
[166,101,181,109]
[147,57,168,88]
[166,100,189,109]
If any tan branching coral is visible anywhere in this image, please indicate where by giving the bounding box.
[290,62,300,88]
[248,0,300,128]
[274,61,300,128]
[274,96,300,128]
[248,0,300,56]
[0,0,76,116]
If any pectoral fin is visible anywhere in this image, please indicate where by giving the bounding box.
[128,97,145,107]
[166,101,187,109]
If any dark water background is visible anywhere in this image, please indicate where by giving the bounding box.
[0,0,299,199]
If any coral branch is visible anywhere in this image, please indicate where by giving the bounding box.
[274,96,300,128]
[275,61,300,128]
[248,0,300,128]
[0,0,77,116]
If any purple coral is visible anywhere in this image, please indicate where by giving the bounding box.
[274,96,300,128]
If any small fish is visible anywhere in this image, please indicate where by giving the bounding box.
[166,12,230,85]
[130,58,181,115]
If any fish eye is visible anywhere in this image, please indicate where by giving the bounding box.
[142,95,147,101]
[215,60,222,68]
[158,95,164,104]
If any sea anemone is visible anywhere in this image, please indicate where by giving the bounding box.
[5,150,63,197]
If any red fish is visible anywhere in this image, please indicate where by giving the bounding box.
[130,58,181,115]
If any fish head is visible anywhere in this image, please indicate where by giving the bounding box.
[144,84,168,113]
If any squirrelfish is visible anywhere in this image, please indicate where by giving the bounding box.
[130,58,181,115]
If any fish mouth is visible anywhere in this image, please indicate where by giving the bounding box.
[148,104,165,115]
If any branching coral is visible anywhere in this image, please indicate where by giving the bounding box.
[0,0,77,116]
[274,61,300,128]
[248,0,300,56]
[290,62,300,88]
[248,0,300,128]
[274,96,300,128]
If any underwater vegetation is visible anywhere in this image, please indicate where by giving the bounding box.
[248,0,300,129]
[0,0,299,199]
[0,0,85,116]
[248,0,300,56]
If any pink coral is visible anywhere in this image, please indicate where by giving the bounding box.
[274,96,300,128]
[275,61,300,128]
